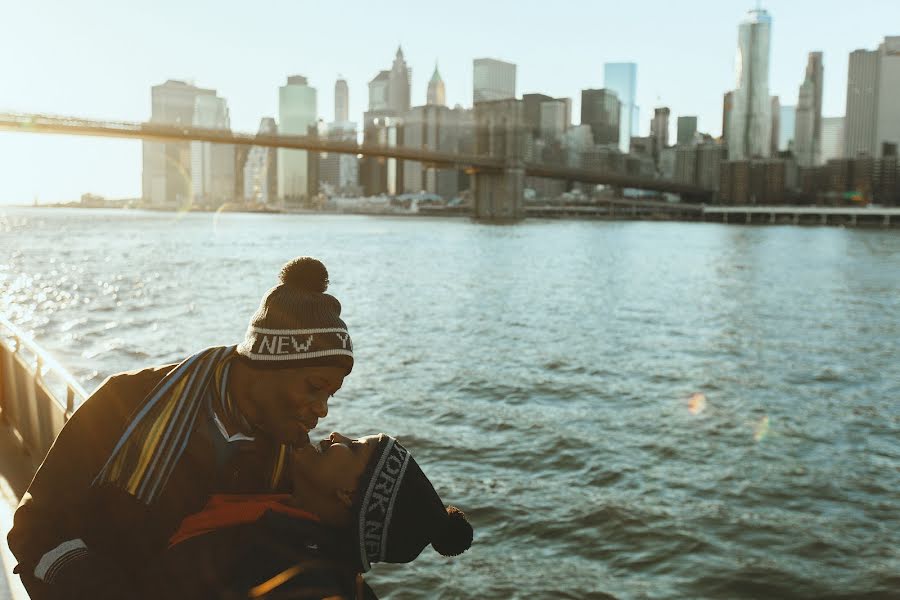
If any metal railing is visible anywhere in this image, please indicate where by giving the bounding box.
[0,315,88,463]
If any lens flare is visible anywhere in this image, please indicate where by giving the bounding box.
[687,392,707,415]
[754,415,770,442]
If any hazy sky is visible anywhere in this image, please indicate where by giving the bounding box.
[1,0,898,204]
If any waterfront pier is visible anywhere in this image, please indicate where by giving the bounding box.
[526,200,900,227]
[702,205,899,227]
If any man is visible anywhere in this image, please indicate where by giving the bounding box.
[151,432,473,599]
[8,257,353,599]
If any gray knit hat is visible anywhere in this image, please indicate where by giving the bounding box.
[236,257,353,372]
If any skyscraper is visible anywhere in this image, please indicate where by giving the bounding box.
[368,71,391,111]
[142,80,216,206]
[677,116,698,145]
[427,64,446,106]
[473,58,516,103]
[523,93,553,140]
[722,91,734,141]
[820,117,845,163]
[650,107,670,150]
[323,77,358,196]
[844,38,900,159]
[362,49,412,196]
[728,7,773,159]
[580,89,620,146]
[191,93,234,206]
[778,105,796,151]
[603,63,638,154]
[540,100,568,142]
[793,52,824,166]
[320,120,358,195]
[388,47,411,114]
[875,37,900,157]
[770,95,780,157]
[401,105,469,199]
[278,75,317,204]
[367,49,413,113]
[557,98,573,130]
[244,117,278,204]
[844,48,880,158]
[334,77,349,122]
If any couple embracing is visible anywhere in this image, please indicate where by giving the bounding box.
[8,257,472,599]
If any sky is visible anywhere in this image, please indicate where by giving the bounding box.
[1,0,898,204]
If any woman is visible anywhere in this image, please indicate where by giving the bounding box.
[152,432,474,599]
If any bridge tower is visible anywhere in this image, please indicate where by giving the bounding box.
[472,99,526,220]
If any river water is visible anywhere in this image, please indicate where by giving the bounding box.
[1,207,898,599]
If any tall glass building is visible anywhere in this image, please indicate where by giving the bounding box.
[603,63,638,154]
[728,8,772,160]
[278,75,317,204]
[473,58,517,104]
[778,105,796,151]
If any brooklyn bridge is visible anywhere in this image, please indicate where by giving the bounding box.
[0,111,714,219]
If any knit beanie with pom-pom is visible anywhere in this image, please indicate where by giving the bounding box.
[351,435,473,572]
[236,257,353,373]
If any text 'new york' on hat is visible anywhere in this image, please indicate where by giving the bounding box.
[237,257,353,373]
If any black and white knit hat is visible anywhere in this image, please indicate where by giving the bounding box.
[236,257,353,372]
[352,435,473,572]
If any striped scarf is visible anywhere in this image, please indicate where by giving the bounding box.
[92,345,287,504]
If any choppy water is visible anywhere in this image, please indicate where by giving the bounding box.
[1,207,899,599]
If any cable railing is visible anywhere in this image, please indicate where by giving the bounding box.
[0,315,88,463]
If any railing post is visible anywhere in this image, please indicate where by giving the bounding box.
[66,387,75,420]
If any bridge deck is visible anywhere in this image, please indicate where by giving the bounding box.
[0,112,713,198]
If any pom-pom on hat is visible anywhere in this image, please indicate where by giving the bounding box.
[351,435,473,572]
[236,257,353,372]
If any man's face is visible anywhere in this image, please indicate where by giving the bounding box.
[246,366,346,446]
[292,432,381,496]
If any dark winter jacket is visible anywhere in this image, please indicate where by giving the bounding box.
[7,363,292,600]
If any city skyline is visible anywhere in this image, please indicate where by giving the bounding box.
[1,0,899,203]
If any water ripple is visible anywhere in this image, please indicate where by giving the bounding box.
[1,208,898,599]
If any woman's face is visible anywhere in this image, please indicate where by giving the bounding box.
[291,432,381,496]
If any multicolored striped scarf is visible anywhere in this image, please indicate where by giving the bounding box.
[92,345,287,504]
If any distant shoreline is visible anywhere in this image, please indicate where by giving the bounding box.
[15,201,900,228]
